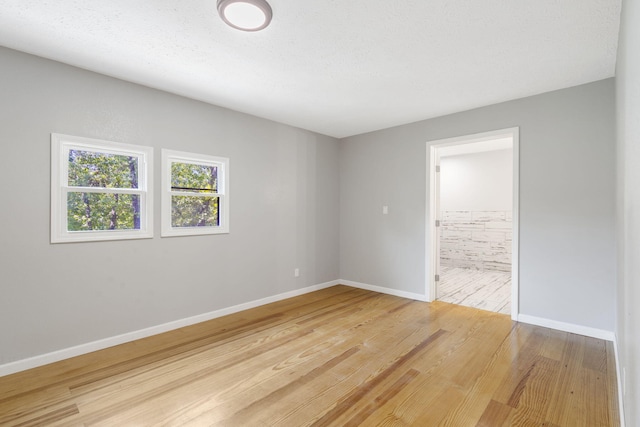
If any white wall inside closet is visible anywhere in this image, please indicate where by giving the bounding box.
[439,146,513,272]
[440,148,513,212]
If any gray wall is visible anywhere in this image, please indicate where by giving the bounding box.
[0,47,340,364]
[616,0,639,424]
[340,79,616,332]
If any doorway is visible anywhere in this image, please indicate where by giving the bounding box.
[427,128,519,320]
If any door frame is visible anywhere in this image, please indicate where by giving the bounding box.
[426,127,520,320]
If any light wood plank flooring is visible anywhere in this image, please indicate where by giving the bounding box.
[438,266,512,314]
[0,286,619,426]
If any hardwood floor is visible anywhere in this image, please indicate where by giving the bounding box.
[0,286,619,426]
[438,266,512,314]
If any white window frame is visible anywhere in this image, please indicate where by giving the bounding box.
[161,149,229,237]
[51,133,154,243]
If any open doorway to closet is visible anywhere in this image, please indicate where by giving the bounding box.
[427,128,519,320]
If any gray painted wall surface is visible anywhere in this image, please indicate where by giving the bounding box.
[616,0,639,424]
[340,79,616,332]
[0,47,340,364]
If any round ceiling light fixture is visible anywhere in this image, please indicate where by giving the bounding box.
[217,0,273,32]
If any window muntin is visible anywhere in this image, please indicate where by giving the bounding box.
[161,150,229,236]
[51,134,153,243]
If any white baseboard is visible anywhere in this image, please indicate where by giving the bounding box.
[613,334,627,427]
[517,314,615,341]
[339,279,427,302]
[0,279,339,378]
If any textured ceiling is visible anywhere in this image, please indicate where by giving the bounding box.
[0,0,622,138]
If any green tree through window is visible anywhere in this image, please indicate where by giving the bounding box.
[170,162,219,228]
[67,150,140,231]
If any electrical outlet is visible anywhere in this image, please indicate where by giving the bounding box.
[294,268,300,277]
[382,205,389,215]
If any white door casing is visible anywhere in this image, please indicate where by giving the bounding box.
[426,127,520,321]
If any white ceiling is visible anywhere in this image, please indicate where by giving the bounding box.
[0,0,621,138]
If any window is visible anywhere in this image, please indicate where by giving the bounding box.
[51,134,153,243]
[161,149,229,237]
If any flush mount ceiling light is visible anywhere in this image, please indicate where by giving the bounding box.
[217,0,272,32]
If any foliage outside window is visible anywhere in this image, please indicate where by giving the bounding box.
[51,134,153,243]
[161,149,229,237]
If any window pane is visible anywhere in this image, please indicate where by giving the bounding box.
[67,192,141,231]
[68,150,139,189]
[171,195,219,227]
[171,162,217,193]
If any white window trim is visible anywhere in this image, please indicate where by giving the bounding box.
[51,133,154,243]
[161,149,229,237]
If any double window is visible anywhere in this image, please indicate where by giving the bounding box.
[51,134,229,243]
[51,134,153,243]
